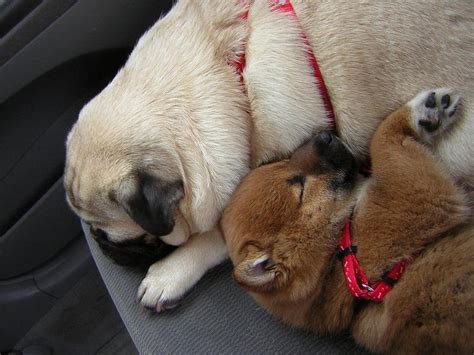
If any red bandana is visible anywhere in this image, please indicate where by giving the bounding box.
[337,219,410,303]
[232,0,336,129]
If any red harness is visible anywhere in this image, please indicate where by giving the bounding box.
[233,0,335,129]
[337,219,410,302]
[234,1,400,302]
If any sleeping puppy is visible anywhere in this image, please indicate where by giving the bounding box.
[222,89,474,354]
[64,0,474,312]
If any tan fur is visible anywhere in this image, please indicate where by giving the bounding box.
[65,0,474,309]
[222,92,474,353]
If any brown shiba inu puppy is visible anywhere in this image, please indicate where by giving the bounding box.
[222,89,474,354]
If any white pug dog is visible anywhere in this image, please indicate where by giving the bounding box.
[64,0,474,312]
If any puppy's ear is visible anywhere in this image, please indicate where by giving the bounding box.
[233,254,279,292]
[122,172,184,237]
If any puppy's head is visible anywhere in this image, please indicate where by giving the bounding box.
[64,101,191,267]
[222,131,359,302]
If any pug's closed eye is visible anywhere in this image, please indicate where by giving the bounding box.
[287,175,306,203]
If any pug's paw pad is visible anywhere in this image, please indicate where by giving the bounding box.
[409,88,461,140]
[136,261,194,313]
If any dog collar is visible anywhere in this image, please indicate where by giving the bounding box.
[232,0,336,130]
[337,218,410,303]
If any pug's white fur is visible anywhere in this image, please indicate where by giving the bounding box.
[65,0,474,311]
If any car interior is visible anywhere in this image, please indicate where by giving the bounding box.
[0,1,366,353]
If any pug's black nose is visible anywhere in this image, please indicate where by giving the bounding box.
[319,131,333,145]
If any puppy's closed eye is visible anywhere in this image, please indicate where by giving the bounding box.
[287,175,306,202]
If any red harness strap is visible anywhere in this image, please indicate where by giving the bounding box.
[270,0,335,130]
[232,3,249,83]
[337,219,410,303]
[232,0,336,129]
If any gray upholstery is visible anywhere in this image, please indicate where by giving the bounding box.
[84,223,367,354]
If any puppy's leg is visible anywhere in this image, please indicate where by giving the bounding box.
[137,228,228,312]
[369,88,467,221]
[371,88,461,161]
[370,88,468,247]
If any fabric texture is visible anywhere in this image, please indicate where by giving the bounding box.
[84,223,368,354]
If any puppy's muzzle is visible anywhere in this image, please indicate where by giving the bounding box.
[312,131,358,174]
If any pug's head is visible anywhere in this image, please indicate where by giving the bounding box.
[64,98,192,267]
[64,0,253,267]
[222,131,360,303]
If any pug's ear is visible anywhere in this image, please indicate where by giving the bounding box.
[233,254,279,292]
[121,172,184,237]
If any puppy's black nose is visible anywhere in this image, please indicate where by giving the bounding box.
[318,131,333,145]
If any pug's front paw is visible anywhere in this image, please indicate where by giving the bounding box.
[136,229,228,313]
[136,259,193,313]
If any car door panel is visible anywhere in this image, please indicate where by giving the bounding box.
[0,0,173,349]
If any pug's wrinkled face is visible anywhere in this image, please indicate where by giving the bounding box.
[222,132,360,301]
[64,120,192,267]
[64,166,190,266]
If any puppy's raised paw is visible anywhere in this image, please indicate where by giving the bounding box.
[409,88,461,141]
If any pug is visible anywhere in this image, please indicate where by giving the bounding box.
[64,0,474,312]
[222,89,473,354]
